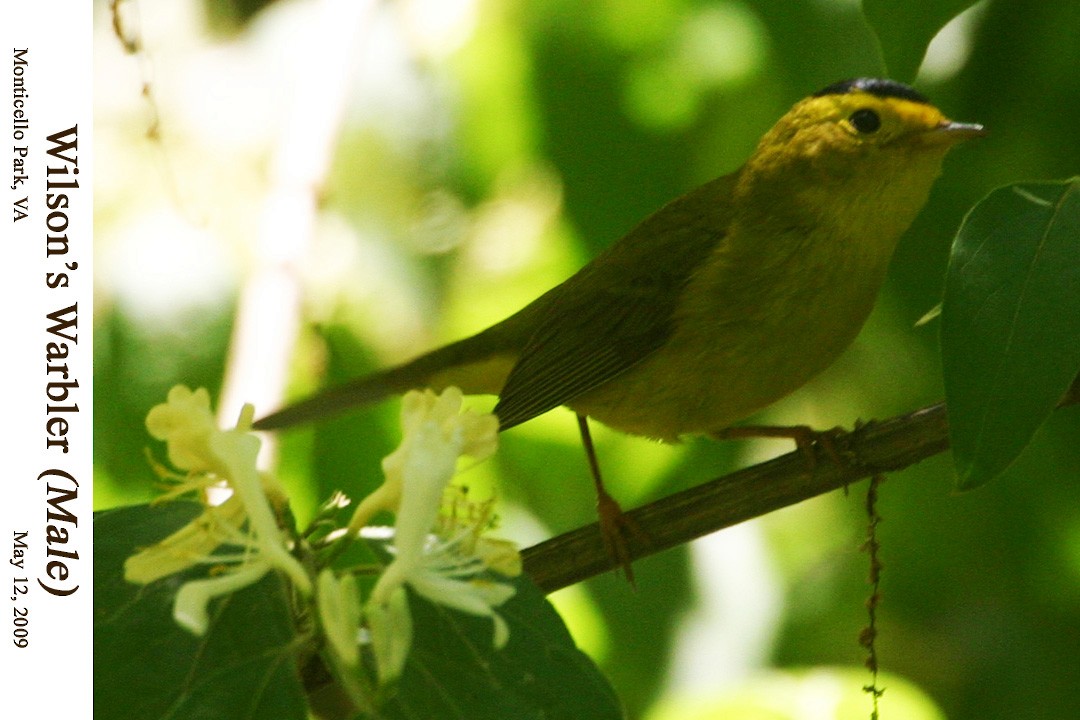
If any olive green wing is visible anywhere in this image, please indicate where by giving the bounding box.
[493,174,734,430]
[493,274,674,430]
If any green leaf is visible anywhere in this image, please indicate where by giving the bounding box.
[941,178,1080,489]
[861,0,981,81]
[375,576,623,720]
[94,504,308,720]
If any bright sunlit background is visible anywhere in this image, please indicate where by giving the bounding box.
[94,1,1080,718]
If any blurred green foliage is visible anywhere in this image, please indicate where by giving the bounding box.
[95,0,1080,718]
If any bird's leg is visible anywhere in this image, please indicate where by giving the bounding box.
[711,424,848,468]
[577,414,642,586]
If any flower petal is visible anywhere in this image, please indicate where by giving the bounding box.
[393,418,462,562]
[145,386,218,472]
[209,430,312,595]
[367,585,412,684]
[124,496,249,584]
[409,570,515,620]
[317,570,362,667]
[173,562,270,635]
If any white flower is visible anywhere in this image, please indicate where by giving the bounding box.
[366,583,412,685]
[174,563,273,636]
[358,388,516,684]
[346,387,498,535]
[144,385,219,473]
[125,385,312,636]
[317,569,363,668]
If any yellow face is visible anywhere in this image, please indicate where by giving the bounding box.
[797,91,980,152]
[823,92,943,143]
[753,80,984,175]
[732,79,983,254]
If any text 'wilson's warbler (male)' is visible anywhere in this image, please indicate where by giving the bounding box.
[256,79,983,447]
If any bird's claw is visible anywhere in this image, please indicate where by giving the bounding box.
[595,488,646,588]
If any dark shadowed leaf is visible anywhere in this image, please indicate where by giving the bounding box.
[941,178,1080,489]
[374,574,623,720]
[94,503,307,720]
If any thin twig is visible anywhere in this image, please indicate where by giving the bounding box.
[861,473,885,719]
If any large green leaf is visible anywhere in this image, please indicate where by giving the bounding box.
[96,503,621,719]
[354,531,623,720]
[371,578,621,720]
[94,503,307,720]
[941,178,1080,489]
[862,0,982,81]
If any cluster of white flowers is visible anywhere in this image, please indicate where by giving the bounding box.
[125,385,518,684]
[125,386,311,634]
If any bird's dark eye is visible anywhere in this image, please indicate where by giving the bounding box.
[849,108,881,134]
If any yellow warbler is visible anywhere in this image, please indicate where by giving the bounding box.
[255,78,983,572]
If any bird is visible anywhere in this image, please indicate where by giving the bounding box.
[254,77,984,576]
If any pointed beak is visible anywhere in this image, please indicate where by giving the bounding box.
[924,119,987,145]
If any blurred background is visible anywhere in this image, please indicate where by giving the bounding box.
[94,0,1080,718]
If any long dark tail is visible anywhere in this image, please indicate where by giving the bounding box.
[252,326,516,431]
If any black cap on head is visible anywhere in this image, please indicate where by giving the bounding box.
[813,78,929,105]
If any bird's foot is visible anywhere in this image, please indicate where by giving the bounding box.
[711,424,850,469]
[595,486,646,588]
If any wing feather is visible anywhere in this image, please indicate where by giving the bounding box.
[494,173,737,430]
